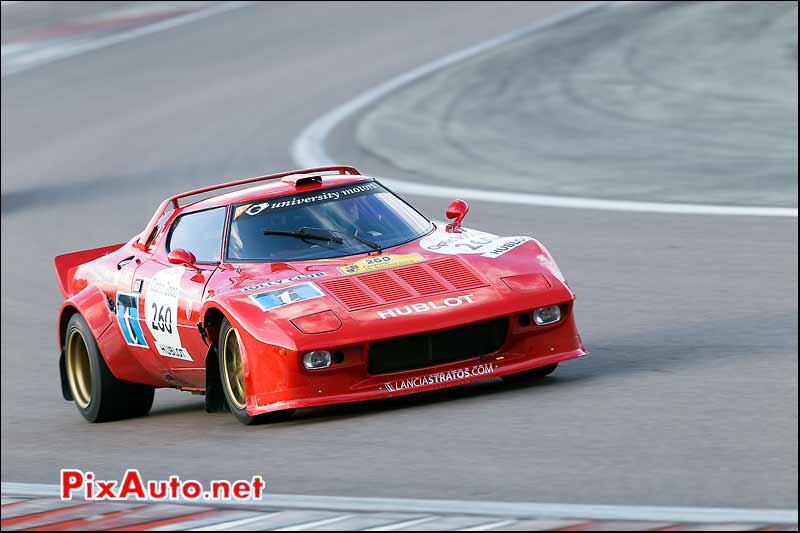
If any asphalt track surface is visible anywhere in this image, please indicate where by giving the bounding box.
[1,0,797,511]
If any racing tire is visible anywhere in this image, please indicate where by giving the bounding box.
[218,318,295,425]
[64,314,154,422]
[501,363,559,384]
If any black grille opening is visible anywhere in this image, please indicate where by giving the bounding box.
[368,317,509,375]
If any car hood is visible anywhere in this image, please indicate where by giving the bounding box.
[208,223,573,350]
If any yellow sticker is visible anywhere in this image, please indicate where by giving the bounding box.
[337,253,424,276]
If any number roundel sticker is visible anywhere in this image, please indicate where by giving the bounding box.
[144,267,192,361]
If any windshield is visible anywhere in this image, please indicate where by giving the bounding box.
[226,180,432,262]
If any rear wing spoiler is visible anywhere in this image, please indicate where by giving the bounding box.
[134,166,360,251]
[54,243,125,298]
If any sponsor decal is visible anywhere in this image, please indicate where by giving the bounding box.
[115,292,148,348]
[385,363,495,392]
[376,293,475,319]
[480,236,533,259]
[133,278,144,293]
[185,300,193,321]
[145,267,192,361]
[249,282,324,312]
[338,253,424,276]
[420,227,532,258]
[240,272,326,292]
[240,182,379,217]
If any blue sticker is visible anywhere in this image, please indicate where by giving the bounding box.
[248,282,324,312]
[116,292,148,347]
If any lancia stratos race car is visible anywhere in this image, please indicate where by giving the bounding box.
[54,166,586,424]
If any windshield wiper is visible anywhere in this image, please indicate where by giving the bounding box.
[306,227,382,254]
[262,228,344,244]
[349,234,382,254]
[263,227,383,254]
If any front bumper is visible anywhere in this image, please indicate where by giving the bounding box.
[241,304,587,416]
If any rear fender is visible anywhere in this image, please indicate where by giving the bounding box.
[58,284,163,389]
[58,285,115,351]
[58,285,114,401]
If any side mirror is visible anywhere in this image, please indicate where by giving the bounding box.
[167,248,197,266]
[445,199,469,233]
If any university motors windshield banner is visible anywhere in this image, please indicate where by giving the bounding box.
[237,181,381,217]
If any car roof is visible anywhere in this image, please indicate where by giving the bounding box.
[184,174,373,212]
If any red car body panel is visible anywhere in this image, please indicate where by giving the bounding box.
[55,167,586,416]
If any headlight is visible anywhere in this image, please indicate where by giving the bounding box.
[303,350,331,370]
[533,305,561,326]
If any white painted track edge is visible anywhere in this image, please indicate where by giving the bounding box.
[2,482,796,524]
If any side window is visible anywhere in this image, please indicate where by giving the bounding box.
[167,207,226,262]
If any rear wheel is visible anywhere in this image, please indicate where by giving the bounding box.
[218,318,294,425]
[64,314,154,422]
[501,363,558,384]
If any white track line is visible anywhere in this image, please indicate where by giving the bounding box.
[364,516,439,531]
[372,180,797,217]
[459,519,517,531]
[1,1,253,78]
[191,512,279,531]
[291,2,797,218]
[2,483,797,524]
[274,514,356,531]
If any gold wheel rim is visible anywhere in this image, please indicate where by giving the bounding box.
[66,329,92,409]
[222,328,246,410]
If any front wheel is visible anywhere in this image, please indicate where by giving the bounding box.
[218,318,294,425]
[501,363,558,384]
[64,314,154,422]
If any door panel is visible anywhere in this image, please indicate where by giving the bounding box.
[108,254,167,384]
[132,259,217,387]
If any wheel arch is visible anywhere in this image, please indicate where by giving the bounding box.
[58,286,114,346]
[199,301,293,415]
[57,287,114,401]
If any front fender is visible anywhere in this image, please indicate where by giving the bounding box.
[199,298,297,349]
[527,239,567,283]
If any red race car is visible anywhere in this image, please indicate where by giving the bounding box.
[54,166,586,424]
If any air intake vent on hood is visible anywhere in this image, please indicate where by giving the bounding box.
[395,264,446,295]
[319,278,377,310]
[359,271,412,301]
[320,257,486,311]
[429,257,484,289]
